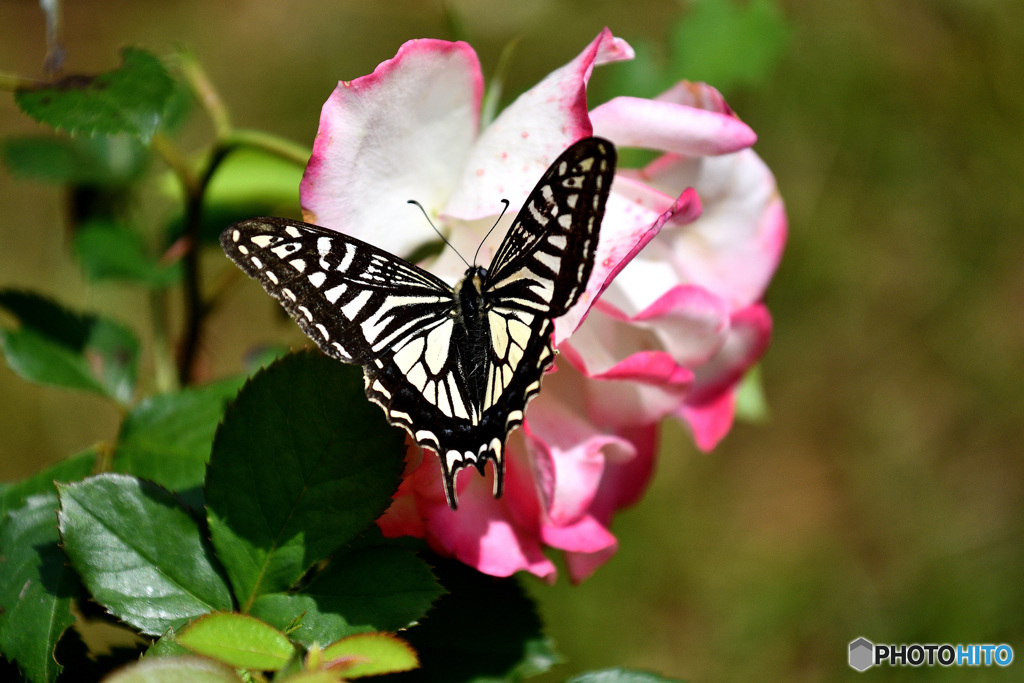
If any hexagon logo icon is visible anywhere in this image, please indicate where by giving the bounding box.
[849,637,874,671]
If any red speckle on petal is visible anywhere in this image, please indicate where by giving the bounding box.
[521,131,529,138]
[603,258,613,267]
[476,168,485,177]
[501,151,508,160]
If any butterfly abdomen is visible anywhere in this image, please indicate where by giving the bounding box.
[454,267,492,411]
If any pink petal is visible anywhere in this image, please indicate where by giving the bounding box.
[688,304,773,405]
[679,389,737,454]
[555,187,701,344]
[590,96,756,157]
[300,39,483,257]
[541,514,617,558]
[575,285,730,372]
[429,490,556,580]
[654,80,735,116]
[638,149,788,309]
[443,28,633,220]
[679,389,736,451]
[555,345,689,427]
[522,396,636,525]
[563,542,621,584]
[561,423,659,582]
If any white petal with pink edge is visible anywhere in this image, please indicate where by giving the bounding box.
[443,28,633,221]
[300,39,482,257]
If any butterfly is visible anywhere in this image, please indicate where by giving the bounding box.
[221,136,616,509]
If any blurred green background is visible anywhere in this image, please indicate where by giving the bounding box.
[1,1,1021,681]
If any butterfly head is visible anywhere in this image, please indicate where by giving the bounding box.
[465,265,487,291]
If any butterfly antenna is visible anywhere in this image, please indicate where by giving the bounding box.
[408,200,470,268]
[473,199,510,267]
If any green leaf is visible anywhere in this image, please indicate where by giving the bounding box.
[1,134,148,185]
[249,545,443,647]
[145,629,193,659]
[206,352,405,607]
[0,290,139,404]
[175,613,295,671]
[163,148,304,244]
[74,220,181,287]
[321,633,418,678]
[734,364,770,422]
[0,448,96,520]
[565,669,686,683]
[389,559,560,683]
[15,47,175,142]
[670,0,789,92]
[57,474,234,635]
[0,494,83,683]
[112,375,245,508]
[105,656,243,683]
[203,147,304,207]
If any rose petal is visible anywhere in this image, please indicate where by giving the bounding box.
[639,149,788,308]
[300,39,482,257]
[563,539,620,584]
[590,96,756,157]
[579,285,730,369]
[655,80,735,116]
[679,389,735,451]
[523,398,635,525]
[443,28,633,220]
[688,303,773,405]
[555,187,701,344]
[541,514,617,557]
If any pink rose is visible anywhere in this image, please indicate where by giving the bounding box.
[300,28,786,582]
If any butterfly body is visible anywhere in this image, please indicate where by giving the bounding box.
[222,137,616,508]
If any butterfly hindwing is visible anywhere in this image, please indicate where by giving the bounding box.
[221,137,617,509]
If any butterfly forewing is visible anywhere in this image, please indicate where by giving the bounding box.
[485,137,616,316]
[223,219,454,365]
[221,137,617,509]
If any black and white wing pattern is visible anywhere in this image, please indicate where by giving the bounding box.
[221,136,616,509]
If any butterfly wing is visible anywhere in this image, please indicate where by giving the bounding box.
[485,137,616,316]
[466,138,617,477]
[223,218,454,365]
[221,137,617,510]
[224,219,483,473]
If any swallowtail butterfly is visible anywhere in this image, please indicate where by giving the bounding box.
[221,136,616,508]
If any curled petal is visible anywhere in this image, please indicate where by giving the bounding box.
[444,27,633,220]
[582,285,730,369]
[637,149,788,308]
[542,515,617,582]
[301,39,482,256]
[555,345,689,428]
[590,96,756,157]
[523,397,635,525]
[655,80,735,116]
[679,389,736,452]
[688,303,773,405]
[555,187,701,344]
[561,423,659,582]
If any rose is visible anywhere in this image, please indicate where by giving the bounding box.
[300,28,785,581]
